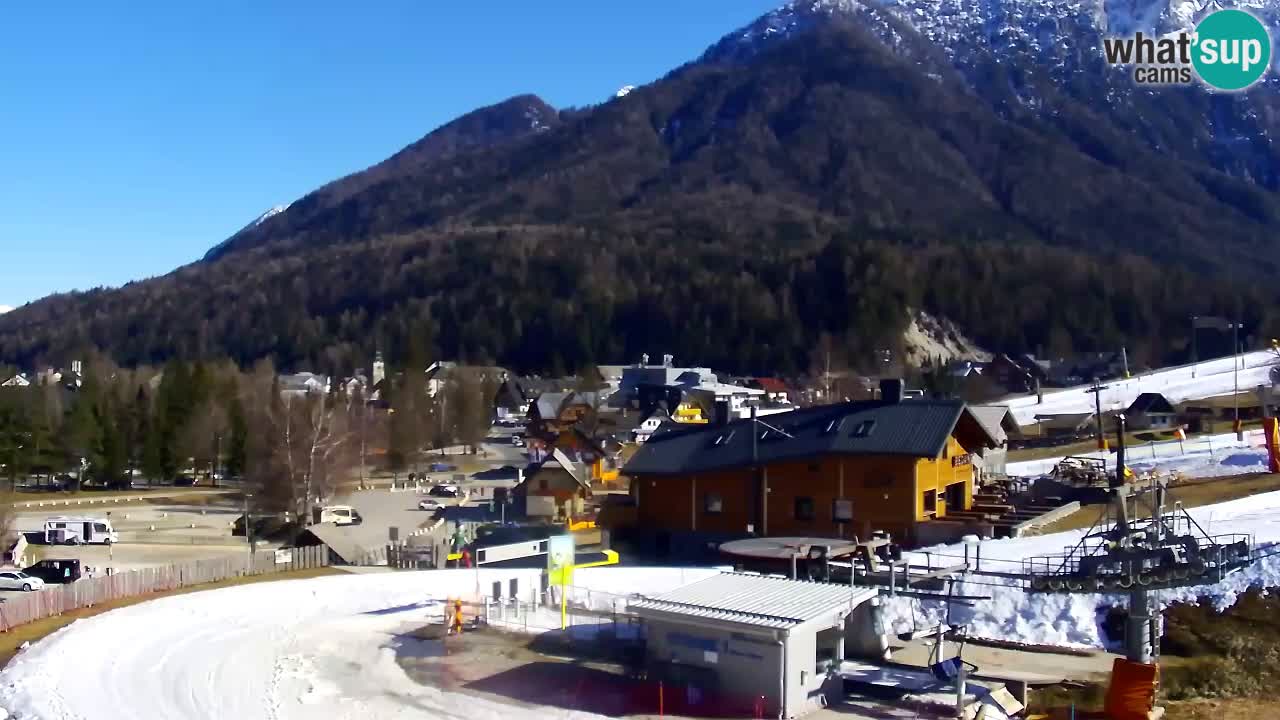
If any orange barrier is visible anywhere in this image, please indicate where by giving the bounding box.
[1104,658,1159,720]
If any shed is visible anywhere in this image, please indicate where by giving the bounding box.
[1125,393,1177,430]
[629,572,880,718]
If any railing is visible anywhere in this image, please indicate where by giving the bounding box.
[1022,532,1253,591]
[0,544,328,632]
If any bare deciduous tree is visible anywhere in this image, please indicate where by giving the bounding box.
[243,362,355,531]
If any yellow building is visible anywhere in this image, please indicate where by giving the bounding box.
[621,390,997,545]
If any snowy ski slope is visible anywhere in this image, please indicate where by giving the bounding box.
[1004,350,1277,426]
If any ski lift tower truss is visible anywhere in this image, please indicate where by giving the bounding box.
[1021,479,1254,594]
[1020,413,1263,665]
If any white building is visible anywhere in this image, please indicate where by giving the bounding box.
[279,372,330,396]
[629,572,880,718]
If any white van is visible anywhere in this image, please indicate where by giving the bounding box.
[319,505,362,526]
[43,517,119,545]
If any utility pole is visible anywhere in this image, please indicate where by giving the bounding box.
[243,491,255,569]
[1089,379,1109,451]
[1234,320,1243,441]
[751,405,761,536]
[358,393,367,490]
[1190,315,1198,378]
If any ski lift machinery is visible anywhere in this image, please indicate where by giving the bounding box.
[1021,413,1259,663]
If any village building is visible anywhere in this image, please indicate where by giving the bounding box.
[617,382,997,548]
[514,448,592,521]
[0,373,30,388]
[629,572,880,718]
[967,404,1021,479]
[1125,393,1178,430]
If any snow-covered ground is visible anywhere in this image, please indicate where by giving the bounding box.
[0,567,718,720]
[1007,428,1270,478]
[883,490,1280,648]
[5,499,1280,718]
[1003,350,1276,426]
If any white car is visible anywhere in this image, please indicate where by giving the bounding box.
[417,499,442,512]
[0,571,44,592]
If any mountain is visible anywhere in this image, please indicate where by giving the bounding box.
[706,0,1280,186]
[0,306,12,315]
[2,2,1279,376]
[206,94,561,261]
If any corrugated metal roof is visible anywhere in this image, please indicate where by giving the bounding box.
[628,572,878,630]
[625,399,994,476]
[969,405,1014,439]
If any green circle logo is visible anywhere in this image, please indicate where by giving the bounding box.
[1192,9,1272,91]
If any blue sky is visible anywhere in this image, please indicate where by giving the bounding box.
[0,1,781,309]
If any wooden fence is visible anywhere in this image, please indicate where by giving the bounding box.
[0,544,328,632]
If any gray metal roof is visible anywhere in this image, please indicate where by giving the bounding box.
[629,572,879,630]
[624,399,995,476]
[970,405,1016,439]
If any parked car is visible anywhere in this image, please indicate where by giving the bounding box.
[23,559,82,584]
[428,463,457,473]
[0,571,44,592]
[173,475,198,487]
[428,484,460,498]
[319,505,363,526]
[417,498,442,512]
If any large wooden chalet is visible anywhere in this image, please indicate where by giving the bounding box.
[620,387,998,546]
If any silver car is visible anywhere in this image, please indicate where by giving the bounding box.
[0,571,45,592]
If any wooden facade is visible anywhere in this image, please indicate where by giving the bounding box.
[632,431,982,543]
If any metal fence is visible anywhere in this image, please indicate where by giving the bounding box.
[0,544,328,632]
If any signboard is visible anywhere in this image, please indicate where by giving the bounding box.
[951,453,972,468]
[547,534,575,586]
[274,549,293,565]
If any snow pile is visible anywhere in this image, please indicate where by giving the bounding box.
[883,490,1280,647]
[1004,350,1277,426]
[1008,429,1269,479]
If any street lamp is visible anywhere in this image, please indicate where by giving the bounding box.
[243,492,255,569]
[106,511,113,573]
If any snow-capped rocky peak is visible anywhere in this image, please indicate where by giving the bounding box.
[0,305,13,315]
[202,203,293,262]
[250,204,290,228]
[708,0,1280,80]
[615,85,637,98]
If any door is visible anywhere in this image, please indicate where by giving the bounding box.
[0,572,16,590]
